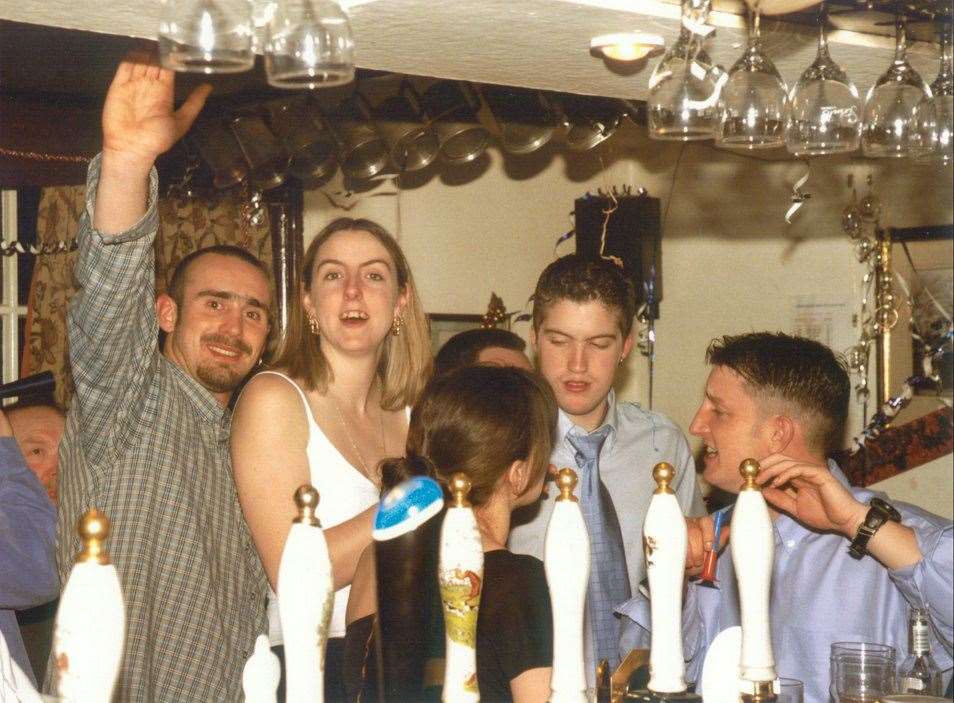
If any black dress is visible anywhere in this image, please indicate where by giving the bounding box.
[343,549,553,703]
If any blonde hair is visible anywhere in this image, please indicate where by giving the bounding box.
[273,218,432,409]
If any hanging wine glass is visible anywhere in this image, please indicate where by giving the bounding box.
[716,7,788,149]
[785,3,862,156]
[265,0,355,89]
[913,21,953,165]
[648,0,727,141]
[862,15,932,158]
[158,0,255,74]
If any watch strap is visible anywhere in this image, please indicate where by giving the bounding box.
[848,498,900,559]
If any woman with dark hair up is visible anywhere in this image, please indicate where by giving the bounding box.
[230,217,432,699]
[344,364,559,703]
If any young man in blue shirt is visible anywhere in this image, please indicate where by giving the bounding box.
[618,332,953,702]
[509,254,704,682]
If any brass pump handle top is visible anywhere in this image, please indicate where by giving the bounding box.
[555,467,579,502]
[652,461,676,494]
[293,484,321,526]
[76,508,111,565]
[739,457,761,491]
[449,472,473,508]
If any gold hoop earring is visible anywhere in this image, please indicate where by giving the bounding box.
[390,315,405,337]
[307,314,320,336]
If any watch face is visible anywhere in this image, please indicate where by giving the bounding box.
[870,498,901,522]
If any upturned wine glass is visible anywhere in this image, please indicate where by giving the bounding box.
[913,21,953,165]
[158,0,255,74]
[862,16,932,158]
[265,0,355,89]
[648,0,726,141]
[785,4,862,156]
[716,8,788,149]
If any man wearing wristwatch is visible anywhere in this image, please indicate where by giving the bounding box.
[617,332,952,703]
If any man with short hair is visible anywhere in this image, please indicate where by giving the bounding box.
[618,332,953,701]
[7,401,64,504]
[5,399,63,685]
[0,407,57,689]
[52,54,273,701]
[434,327,532,375]
[509,254,703,680]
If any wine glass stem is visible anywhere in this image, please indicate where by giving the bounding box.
[939,23,953,82]
[748,7,761,49]
[894,16,907,63]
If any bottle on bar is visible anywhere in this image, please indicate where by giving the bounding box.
[899,608,942,695]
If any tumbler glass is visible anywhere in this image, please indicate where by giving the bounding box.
[830,642,897,703]
[777,677,804,703]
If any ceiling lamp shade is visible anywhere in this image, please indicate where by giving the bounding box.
[590,32,665,62]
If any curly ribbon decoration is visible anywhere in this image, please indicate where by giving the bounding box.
[553,229,575,257]
[850,375,951,451]
[785,162,812,224]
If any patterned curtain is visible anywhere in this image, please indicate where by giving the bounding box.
[22,187,273,409]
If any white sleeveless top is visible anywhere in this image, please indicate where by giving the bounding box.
[256,371,386,643]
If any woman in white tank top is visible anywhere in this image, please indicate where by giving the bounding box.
[230,217,432,700]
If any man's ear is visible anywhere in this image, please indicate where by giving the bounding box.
[769,414,796,454]
[156,293,178,335]
[621,331,635,361]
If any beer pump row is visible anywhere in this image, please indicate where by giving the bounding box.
[38,459,779,702]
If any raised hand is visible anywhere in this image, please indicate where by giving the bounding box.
[757,454,867,538]
[95,52,211,234]
[101,51,211,169]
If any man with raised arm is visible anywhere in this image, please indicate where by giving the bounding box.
[618,332,953,702]
[51,54,274,701]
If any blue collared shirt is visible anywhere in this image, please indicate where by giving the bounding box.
[0,437,58,685]
[510,389,705,590]
[510,390,705,685]
[617,462,954,703]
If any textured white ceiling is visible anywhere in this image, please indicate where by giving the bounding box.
[0,0,939,100]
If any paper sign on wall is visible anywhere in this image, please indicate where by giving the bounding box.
[789,295,852,354]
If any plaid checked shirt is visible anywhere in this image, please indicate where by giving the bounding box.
[52,155,269,702]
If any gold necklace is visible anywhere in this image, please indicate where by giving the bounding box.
[331,396,386,481]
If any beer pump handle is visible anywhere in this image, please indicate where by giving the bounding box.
[439,474,484,703]
[731,459,777,702]
[242,635,281,703]
[643,463,689,694]
[53,509,125,703]
[277,485,334,703]
[545,468,590,703]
